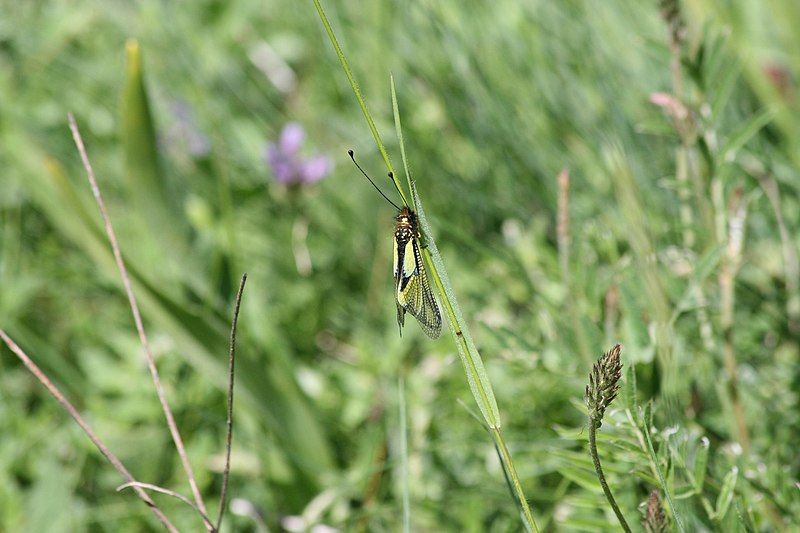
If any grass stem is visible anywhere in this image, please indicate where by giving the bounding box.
[588,422,632,533]
[491,428,538,531]
[216,273,248,531]
[68,113,212,530]
[310,2,538,529]
[0,329,179,532]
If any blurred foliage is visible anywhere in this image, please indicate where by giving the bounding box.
[1,0,799,530]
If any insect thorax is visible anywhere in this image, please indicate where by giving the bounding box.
[395,207,417,244]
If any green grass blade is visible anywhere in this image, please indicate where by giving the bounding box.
[310,0,409,206]
[639,403,686,532]
[312,3,536,528]
[692,437,710,493]
[121,39,162,209]
[714,467,738,521]
[721,109,775,161]
[411,183,499,427]
[412,183,537,531]
[390,75,414,199]
[120,39,187,269]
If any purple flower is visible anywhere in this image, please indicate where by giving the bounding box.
[265,123,332,185]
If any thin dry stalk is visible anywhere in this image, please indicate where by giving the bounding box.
[719,186,750,451]
[216,273,247,531]
[67,113,212,528]
[118,482,215,528]
[0,329,178,533]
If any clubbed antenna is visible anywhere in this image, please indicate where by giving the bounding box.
[644,490,667,533]
[348,149,401,211]
[585,344,623,429]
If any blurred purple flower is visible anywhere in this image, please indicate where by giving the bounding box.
[265,122,332,185]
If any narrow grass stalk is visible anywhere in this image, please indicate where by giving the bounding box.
[310,0,407,206]
[216,273,248,531]
[409,183,497,414]
[118,482,215,528]
[657,0,717,354]
[68,113,212,528]
[638,408,685,532]
[392,80,500,429]
[490,428,536,531]
[310,3,538,530]
[588,423,630,532]
[411,163,536,532]
[656,0,714,244]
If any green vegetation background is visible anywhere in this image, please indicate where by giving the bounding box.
[1,0,799,530]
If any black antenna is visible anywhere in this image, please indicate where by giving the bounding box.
[348,149,401,210]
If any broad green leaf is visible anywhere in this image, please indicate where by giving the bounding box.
[120,39,188,274]
[121,39,163,208]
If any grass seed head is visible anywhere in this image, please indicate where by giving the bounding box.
[585,344,623,428]
[644,489,667,533]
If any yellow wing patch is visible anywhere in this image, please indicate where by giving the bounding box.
[394,238,442,339]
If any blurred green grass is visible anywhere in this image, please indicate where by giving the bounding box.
[1,0,799,530]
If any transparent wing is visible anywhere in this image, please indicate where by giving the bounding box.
[396,240,442,339]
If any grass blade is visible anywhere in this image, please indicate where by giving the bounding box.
[310,0,408,205]
[411,184,500,427]
[120,39,187,270]
[311,2,536,529]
